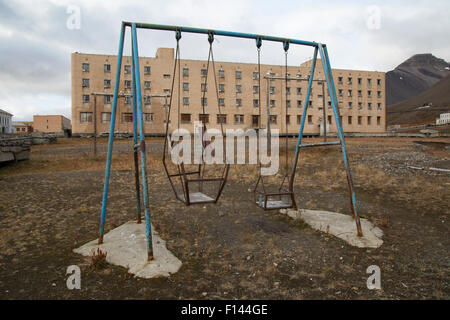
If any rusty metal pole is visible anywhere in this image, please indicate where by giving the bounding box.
[93,93,97,157]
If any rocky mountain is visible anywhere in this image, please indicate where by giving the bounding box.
[386,54,450,106]
[387,74,450,125]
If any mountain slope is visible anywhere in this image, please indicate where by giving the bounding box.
[386,54,449,106]
[387,74,450,125]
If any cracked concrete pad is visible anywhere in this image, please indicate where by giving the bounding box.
[73,221,182,278]
[280,208,383,248]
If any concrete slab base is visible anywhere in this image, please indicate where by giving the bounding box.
[73,221,182,278]
[280,208,383,248]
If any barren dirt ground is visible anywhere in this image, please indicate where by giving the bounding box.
[0,137,449,299]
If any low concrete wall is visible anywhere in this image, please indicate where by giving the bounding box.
[0,133,58,163]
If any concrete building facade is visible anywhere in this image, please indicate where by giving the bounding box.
[436,112,450,125]
[12,121,33,134]
[71,49,386,136]
[0,109,13,134]
[33,115,72,135]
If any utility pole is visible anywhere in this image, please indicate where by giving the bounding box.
[320,81,327,142]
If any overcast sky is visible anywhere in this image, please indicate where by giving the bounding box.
[1,0,449,121]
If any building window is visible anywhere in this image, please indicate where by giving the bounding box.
[286,115,291,124]
[348,101,353,109]
[144,96,151,104]
[253,86,259,94]
[327,115,332,125]
[253,99,259,107]
[201,69,207,76]
[338,76,343,84]
[297,115,302,124]
[144,113,153,123]
[253,72,259,79]
[368,102,372,110]
[367,78,372,86]
[338,89,343,96]
[270,115,277,124]
[348,77,352,85]
[286,100,291,108]
[183,68,189,76]
[368,90,372,97]
[219,70,225,78]
[297,87,302,95]
[163,74,170,79]
[358,102,363,110]
[286,87,291,95]
[219,98,225,106]
[377,91,382,98]
[236,85,242,93]
[101,112,111,123]
[234,114,244,124]
[308,115,313,124]
[124,80,131,88]
[124,65,131,74]
[124,96,131,104]
[121,113,132,123]
[270,86,275,94]
[367,116,372,125]
[217,114,227,124]
[358,90,362,97]
[377,79,381,86]
[348,90,352,97]
[82,79,90,87]
[219,84,225,92]
[183,82,189,91]
[270,100,275,107]
[104,79,111,88]
[164,89,171,95]
[144,66,151,75]
[377,116,381,126]
[236,98,242,107]
[181,113,191,123]
[297,100,302,108]
[348,116,352,125]
[104,64,111,73]
[377,103,382,110]
[82,94,90,103]
[358,116,362,125]
[144,81,151,89]
[104,95,111,104]
[308,100,313,107]
[80,112,92,123]
[358,78,362,85]
[201,97,207,106]
[199,114,209,123]
[235,71,242,79]
[82,63,89,72]
[201,83,207,92]
[183,97,189,106]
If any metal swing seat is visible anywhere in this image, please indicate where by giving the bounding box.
[162,31,230,206]
[253,39,297,210]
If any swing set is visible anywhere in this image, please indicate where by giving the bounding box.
[97,22,363,261]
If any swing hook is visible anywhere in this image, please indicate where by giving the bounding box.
[283,40,290,52]
[208,31,214,44]
[175,29,182,41]
[256,36,262,49]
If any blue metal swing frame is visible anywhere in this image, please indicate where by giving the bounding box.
[97,22,363,262]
